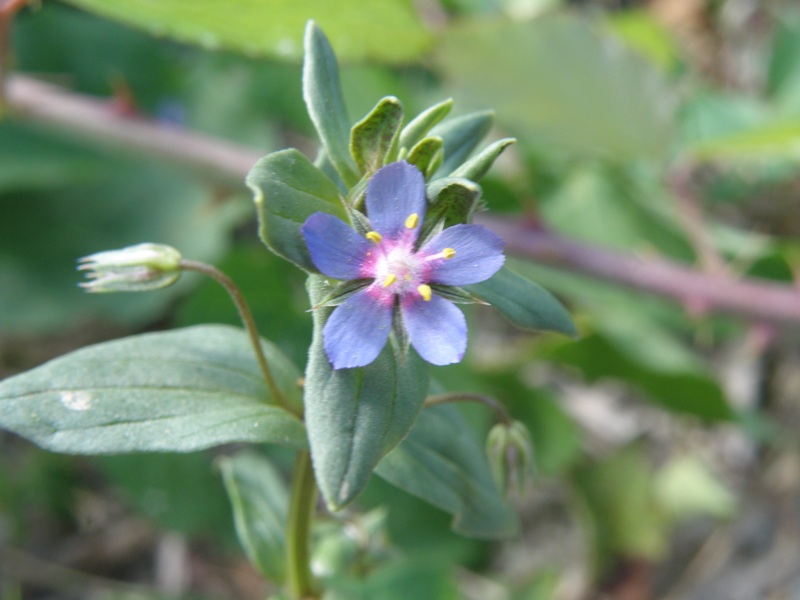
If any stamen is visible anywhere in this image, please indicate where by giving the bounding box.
[417,284,432,301]
[442,248,456,259]
[404,213,419,229]
[383,274,397,287]
[366,231,383,244]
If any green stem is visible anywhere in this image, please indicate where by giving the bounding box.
[286,450,317,600]
[424,392,513,425]
[178,259,295,414]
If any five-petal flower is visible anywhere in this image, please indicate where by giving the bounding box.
[302,161,505,369]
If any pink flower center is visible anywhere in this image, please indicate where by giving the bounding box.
[361,213,456,303]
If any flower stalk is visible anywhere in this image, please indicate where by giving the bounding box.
[286,450,318,600]
[424,392,513,425]
[178,259,294,415]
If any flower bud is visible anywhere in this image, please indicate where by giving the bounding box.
[78,243,183,293]
[487,420,534,497]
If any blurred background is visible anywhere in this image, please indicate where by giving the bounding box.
[3,0,800,598]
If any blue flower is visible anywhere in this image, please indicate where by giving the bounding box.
[302,161,505,369]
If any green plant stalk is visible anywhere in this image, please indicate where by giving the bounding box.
[286,450,317,599]
[424,392,513,425]
[178,259,295,415]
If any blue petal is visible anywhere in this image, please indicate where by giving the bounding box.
[422,224,505,286]
[323,288,393,369]
[402,294,466,366]
[302,213,371,280]
[366,162,427,240]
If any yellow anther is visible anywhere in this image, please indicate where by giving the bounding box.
[442,247,456,259]
[383,274,397,287]
[404,213,419,229]
[418,284,432,302]
[366,231,383,244]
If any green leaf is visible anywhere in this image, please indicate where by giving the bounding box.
[399,99,454,151]
[430,111,494,177]
[689,119,800,161]
[304,276,429,510]
[219,451,290,581]
[541,165,693,260]
[424,177,483,231]
[405,137,444,179]
[0,123,104,193]
[61,0,432,63]
[375,404,518,539]
[323,559,461,600]
[450,138,516,182]
[654,455,737,523]
[247,148,347,272]
[420,177,483,244]
[467,266,576,336]
[0,157,246,336]
[573,444,668,570]
[546,332,734,421]
[350,96,404,175]
[99,452,234,537]
[768,8,800,101]
[303,21,358,187]
[0,325,307,454]
[437,14,676,160]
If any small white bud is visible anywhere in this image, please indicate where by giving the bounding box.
[78,243,183,293]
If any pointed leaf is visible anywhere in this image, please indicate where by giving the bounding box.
[0,325,307,454]
[399,99,454,151]
[219,451,289,581]
[450,138,516,182]
[303,21,358,186]
[430,111,494,177]
[438,15,677,160]
[375,404,519,539]
[467,266,577,336]
[304,276,429,510]
[405,137,444,179]
[247,149,347,272]
[350,96,404,175]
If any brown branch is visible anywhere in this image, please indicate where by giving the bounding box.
[6,74,800,326]
[478,215,800,325]
[5,75,262,186]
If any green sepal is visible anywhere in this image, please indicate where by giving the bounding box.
[430,110,494,177]
[0,325,308,454]
[312,278,372,309]
[247,148,346,273]
[405,136,444,179]
[303,21,358,187]
[429,284,485,305]
[350,96,404,175]
[399,98,454,151]
[425,177,483,230]
[467,266,577,336]
[451,138,516,182]
[218,451,289,582]
[304,276,430,511]
[375,404,519,539]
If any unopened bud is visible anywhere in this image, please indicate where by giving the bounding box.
[487,420,534,497]
[78,243,182,293]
